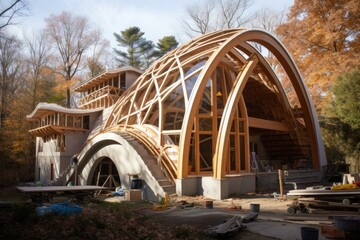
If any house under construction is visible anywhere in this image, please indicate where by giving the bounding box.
[27,29,327,200]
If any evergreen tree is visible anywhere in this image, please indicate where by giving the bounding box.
[153,36,179,58]
[321,69,360,172]
[113,26,153,69]
[332,69,360,131]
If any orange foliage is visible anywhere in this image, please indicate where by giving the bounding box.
[275,0,360,114]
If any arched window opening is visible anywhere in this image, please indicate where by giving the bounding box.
[91,158,120,188]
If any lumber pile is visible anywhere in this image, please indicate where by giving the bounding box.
[205,212,259,237]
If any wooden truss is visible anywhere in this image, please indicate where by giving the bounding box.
[102,29,322,180]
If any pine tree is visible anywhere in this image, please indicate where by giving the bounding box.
[152,36,179,58]
[113,26,154,69]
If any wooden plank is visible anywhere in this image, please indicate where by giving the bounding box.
[17,185,107,193]
[209,216,242,234]
[248,117,289,132]
[279,169,284,198]
[287,188,360,196]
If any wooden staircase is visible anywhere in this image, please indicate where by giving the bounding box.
[119,133,176,194]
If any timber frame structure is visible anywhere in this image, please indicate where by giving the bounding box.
[28,29,326,200]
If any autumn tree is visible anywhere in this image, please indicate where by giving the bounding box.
[275,0,360,114]
[0,34,23,129]
[113,26,154,69]
[23,30,55,109]
[182,0,254,38]
[3,30,68,184]
[2,89,36,182]
[0,33,26,184]
[45,11,102,108]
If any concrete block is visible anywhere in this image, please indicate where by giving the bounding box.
[202,177,229,200]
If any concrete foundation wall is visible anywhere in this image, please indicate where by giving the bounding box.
[176,177,199,196]
[37,140,59,184]
[256,172,279,193]
[176,173,256,200]
[202,177,229,200]
[227,174,256,195]
[255,170,321,193]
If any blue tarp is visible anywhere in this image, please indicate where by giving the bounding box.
[111,187,125,196]
[36,202,83,216]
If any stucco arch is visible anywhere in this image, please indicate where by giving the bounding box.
[74,132,166,201]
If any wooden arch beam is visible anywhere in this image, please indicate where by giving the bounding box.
[214,55,259,179]
[178,29,325,179]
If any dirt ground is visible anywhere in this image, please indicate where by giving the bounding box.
[0,187,280,240]
[103,193,287,239]
[147,195,292,240]
[104,193,326,240]
[138,193,360,240]
[2,187,360,240]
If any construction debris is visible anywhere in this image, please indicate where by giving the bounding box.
[205,216,244,238]
[178,200,195,209]
[242,212,259,223]
[205,212,260,238]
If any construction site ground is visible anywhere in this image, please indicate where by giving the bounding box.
[102,193,360,240]
[2,186,360,240]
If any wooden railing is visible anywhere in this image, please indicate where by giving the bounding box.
[120,125,178,183]
[79,85,125,108]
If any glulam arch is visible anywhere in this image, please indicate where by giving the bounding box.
[103,28,326,183]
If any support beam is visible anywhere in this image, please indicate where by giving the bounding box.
[248,117,289,132]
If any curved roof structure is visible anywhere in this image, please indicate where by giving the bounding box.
[73,66,143,92]
[102,28,326,181]
[27,102,103,120]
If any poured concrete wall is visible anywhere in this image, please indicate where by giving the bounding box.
[176,173,256,200]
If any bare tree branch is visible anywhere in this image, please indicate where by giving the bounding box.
[181,0,254,39]
[181,0,215,38]
[0,0,29,31]
[45,11,102,107]
[0,34,23,128]
[219,0,252,28]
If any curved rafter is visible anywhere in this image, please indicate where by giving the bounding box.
[101,28,325,182]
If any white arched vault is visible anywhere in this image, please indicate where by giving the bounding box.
[69,132,167,202]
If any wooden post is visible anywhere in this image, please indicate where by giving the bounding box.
[75,165,78,186]
[278,169,284,198]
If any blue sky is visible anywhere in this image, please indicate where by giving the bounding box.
[11,0,294,47]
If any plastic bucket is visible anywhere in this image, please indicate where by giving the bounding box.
[131,178,143,189]
[301,227,319,240]
[250,203,260,212]
[334,216,360,232]
[205,200,213,209]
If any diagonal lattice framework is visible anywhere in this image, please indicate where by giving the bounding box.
[103,28,325,181]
